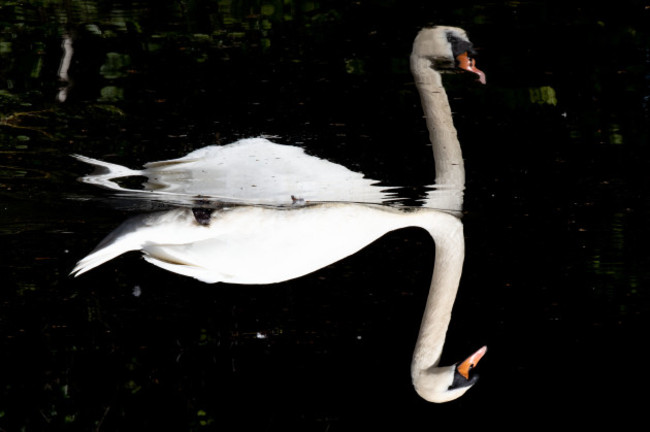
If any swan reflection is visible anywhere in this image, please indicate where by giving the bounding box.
[73,137,398,207]
[71,25,486,403]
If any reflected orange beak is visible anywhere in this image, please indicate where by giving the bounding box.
[456,52,486,84]
[457,345,488,380]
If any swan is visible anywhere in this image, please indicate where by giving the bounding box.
[70,201,484,402]
[71,25,486,403]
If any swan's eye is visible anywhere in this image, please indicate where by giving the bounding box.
[447,34,474,60]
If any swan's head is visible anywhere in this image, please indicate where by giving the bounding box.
[413,346,487,403]
[412,25,486,84]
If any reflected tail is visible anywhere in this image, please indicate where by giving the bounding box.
[71,154,142,188]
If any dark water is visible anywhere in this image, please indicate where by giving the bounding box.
[1,1,649,430]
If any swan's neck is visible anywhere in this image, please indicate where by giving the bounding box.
[410,55,465,211]
[409,210,465,393]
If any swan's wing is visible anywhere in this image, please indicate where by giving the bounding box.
[142,254,226,284]
[141,243,234,284]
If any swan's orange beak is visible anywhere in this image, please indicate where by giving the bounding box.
[457,345,488,380]
[456,52,486,85]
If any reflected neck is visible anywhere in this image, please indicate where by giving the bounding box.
[410,55,465,212]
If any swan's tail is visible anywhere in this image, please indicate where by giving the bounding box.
[70,242,129,277]
[70,215,149,278]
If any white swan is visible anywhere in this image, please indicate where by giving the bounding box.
[71,25,486,403]
[70,201,483,402]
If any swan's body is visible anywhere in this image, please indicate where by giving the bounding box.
[71,203,460,284]
[71,25,486,403]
